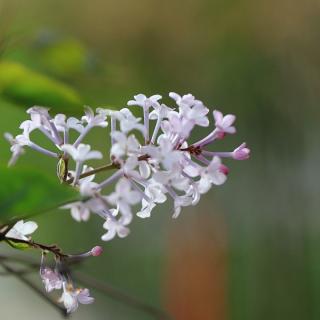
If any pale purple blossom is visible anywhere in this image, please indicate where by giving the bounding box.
[40,267,63,293]
[4,133,25,166]
[213,110,236,135]
[198,156,228,194]
[106,178,141,216]
[101,207,131,241]
[61,144,102,185]
[61,201,91,222]
[128,94,161,143]
[233,143,250,160]
[59,284,94,313]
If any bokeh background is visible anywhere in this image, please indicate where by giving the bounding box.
[0,0,320,319]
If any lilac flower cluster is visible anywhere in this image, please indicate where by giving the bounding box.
[4,92,250,313]
[5,93,250,243]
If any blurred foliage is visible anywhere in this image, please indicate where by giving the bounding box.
[35,37,90,78]
[0,61,82,112]
[0,166,76,223]
[3,32,96,79]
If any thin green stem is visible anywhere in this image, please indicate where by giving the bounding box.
[65,162,119,184]
[0,197,85,230]
[65,154,151,185]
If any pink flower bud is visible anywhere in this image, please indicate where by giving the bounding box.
[216,131,226,140]
[233,143,250,160]
[91,246,103,257]
[219,164,229,175]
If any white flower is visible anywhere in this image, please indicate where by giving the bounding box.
[128,94,162,109]
[26,106,50,123]
[170,92,209,127]
[118,108,146,134]
[54,114,84,132]
[4,133,26,166]
[153,170,190,191]
[59,284,94,313]
[136,181,167,218]
[149,104,174,143]
[16,135,32,148]
[149,103,173,120]
[82,106,108,127]
[181,155,201,178]
[180,102,209,127]
[26,106,62,144]
[6,220,38,241]
[161,111,194,140]
[79,180,100,197]
[137,200,156,219]
[138,160,151,179]
[122,155,142,180]
[61,144,102,162]
[165,185,193,218]
[169,92,200,109]
[127,95,162,143]
[61,201,90,222]
[186,183,201,205]
[198,156,228,194]
[110,131,140,160]
[172,196,193,219]
[213,110,236,135]
[107,178,141,216]
[143,136,182,170]
[60,196,105,222]
[19,119,41,135]
[102,218,130,241]
[101,207,130,241]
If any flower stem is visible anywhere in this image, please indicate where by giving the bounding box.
[66,162,119,184]
[5,237,67,258]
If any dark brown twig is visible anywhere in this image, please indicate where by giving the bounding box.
[5,237,67,258]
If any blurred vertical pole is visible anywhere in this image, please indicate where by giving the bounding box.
[164,204,227,320]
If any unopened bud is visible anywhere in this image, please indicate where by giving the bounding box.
[219,164,229,175]
[91,246,103,257]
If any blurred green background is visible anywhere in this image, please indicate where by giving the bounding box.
[0,0,320,319]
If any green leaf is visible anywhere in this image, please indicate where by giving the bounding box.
[0,61,82,113]
[6,240,31,250]
[0,166,77,223]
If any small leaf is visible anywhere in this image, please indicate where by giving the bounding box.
[56,157,68,183]
[6,240,31,250]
